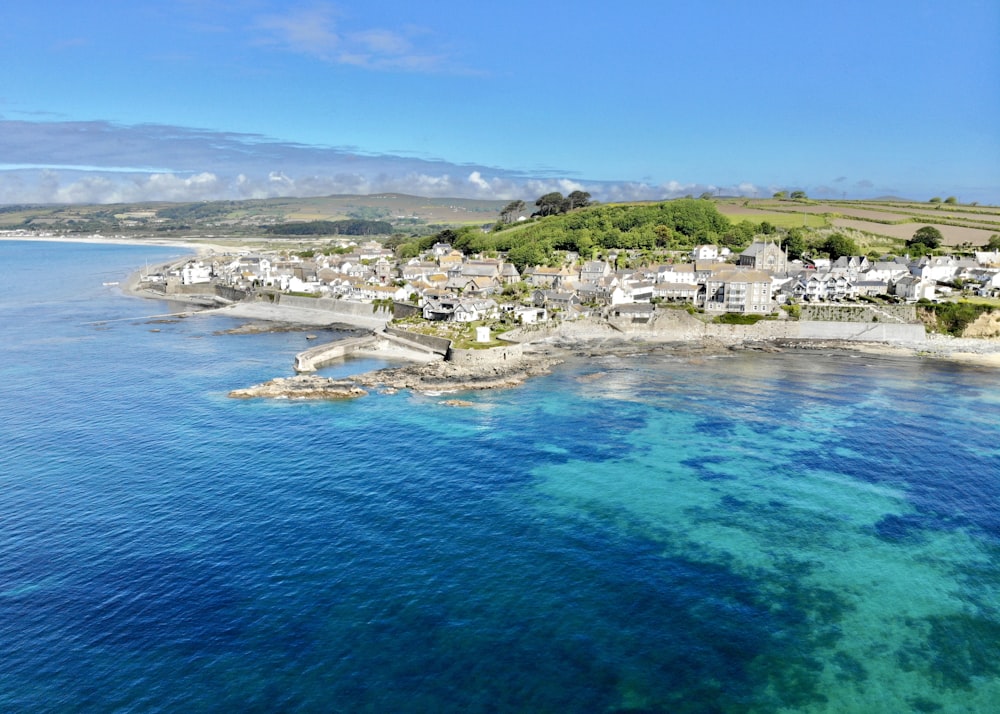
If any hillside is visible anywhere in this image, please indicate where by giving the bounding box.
[0,193,508,238]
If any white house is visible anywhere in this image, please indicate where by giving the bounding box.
[690,244,720,261]
[180,261,212,285]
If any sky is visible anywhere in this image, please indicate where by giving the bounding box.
[1,0,998,205]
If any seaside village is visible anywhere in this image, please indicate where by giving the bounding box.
[155,237,1000,329]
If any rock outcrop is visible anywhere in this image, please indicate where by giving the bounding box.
[354,353,564,392]
[229,375,367,400]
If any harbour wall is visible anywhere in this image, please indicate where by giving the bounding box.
[294,335,379,373]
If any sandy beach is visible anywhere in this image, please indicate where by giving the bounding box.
[0,233,241,255]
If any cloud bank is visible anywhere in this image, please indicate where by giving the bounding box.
[0,119,906,206]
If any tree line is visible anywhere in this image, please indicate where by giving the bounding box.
[264,219,394,236]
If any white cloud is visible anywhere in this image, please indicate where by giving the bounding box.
[255,4,448,72]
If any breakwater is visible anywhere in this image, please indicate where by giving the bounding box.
[294,334,379,372]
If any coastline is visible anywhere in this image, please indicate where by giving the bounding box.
[21,233,995,393]
[0,233,240,255]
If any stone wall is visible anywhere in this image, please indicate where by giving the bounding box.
[215,285,248,302]
[704,321,799,341]
[384,326,452,355]
[801,304,918,324]
[163,281,214,295]
[274,294,392,324]
[392,302,423,320]
[447,342,524,366]
[294,335,378,372]
[796,322,926,341]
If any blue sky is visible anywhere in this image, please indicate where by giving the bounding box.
[1,0,998,204]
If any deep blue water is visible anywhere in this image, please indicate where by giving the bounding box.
[1,240,998,713]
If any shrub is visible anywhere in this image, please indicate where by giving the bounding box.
[713,313,764,325]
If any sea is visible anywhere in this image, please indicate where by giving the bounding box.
[1,240,998,713]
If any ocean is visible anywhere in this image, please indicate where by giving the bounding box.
[1,240,998,713]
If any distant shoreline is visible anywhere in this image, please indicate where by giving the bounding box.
[0,233,239,254]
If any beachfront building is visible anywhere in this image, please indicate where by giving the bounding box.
[703,270,774,313]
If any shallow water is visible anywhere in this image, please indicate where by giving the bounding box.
[1,241,998,712]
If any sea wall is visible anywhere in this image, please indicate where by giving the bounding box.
[275,294,391,320]
[259,294,392,328]
[704,321,798,341]
[519,313,926,345]
[215,285,248,302]
[801,305,918,323]
[796,321,927,342]
[447,342,524,366]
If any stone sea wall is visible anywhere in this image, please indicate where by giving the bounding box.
[447,343,524,366]
[801,304,918,324]
[274,294,392,322]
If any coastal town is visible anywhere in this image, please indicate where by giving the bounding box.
[144,234,1000,328]
[91,217,997,398]
[6,194,1000,396]
[143,234,1000,324]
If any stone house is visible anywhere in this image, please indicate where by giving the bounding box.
[738,241,787,273]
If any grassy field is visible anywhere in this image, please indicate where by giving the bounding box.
[720,198,1000,247]
[715,205,828,228]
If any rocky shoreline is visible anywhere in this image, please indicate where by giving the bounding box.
[228,350,565,400]
[225,326,1000,401]
[354,352,565,392]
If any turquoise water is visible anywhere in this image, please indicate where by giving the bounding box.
[1,241,998,712]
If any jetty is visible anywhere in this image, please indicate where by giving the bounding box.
[293,328,443,373]
[294,334,380,372]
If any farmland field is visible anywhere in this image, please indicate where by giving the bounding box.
[831,218,997,246]
[716,199,1000,247]
[715,205,828,228]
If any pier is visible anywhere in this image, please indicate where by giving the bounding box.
[294,335,379,373]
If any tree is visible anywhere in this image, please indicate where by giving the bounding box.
[699,191,714,200]
[499,200,526,224]
[929,197,942,203]
[507,241,549,271]
[987,234,1000,251]
[909,225,943,250]
[790,190,807,200]
[565,190,592,211]
[534,192,566,217]
[944,196,957,204]
[784,228,807,261]
[821,233,858,260]
[773,191,788,199]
